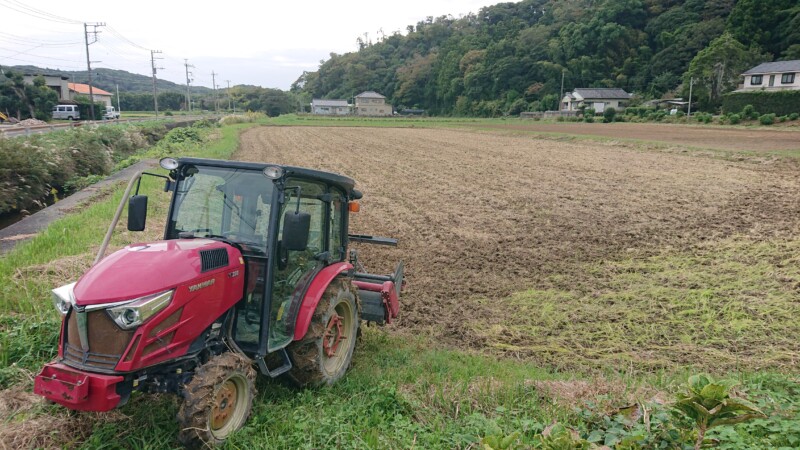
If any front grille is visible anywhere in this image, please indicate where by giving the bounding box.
[200,248,229,272]
[63,309,134,372]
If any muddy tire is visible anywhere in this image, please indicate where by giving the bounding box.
[177,352,256,448]
[286,278,360,388]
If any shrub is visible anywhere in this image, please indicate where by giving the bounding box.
[759,113,776,125]
[0,122,168,214]
[602,107,617,123]
[163,126,203,144]
[675,110,685,118]
[741,105,760,120]
[789,112,799,121]
[722,90,800,116]
[728,113,741,125]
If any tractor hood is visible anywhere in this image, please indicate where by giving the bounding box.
[74,239,240,306]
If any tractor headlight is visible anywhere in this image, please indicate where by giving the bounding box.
[107,290,174,330]
[51,282,77,316]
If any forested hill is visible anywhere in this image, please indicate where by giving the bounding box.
[9,65,212,95]
[292,0,799,115]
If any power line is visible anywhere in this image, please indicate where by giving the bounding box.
[0,31,82,46]
[0,47,82,64]
[105,26,149,52]
[0,53,83,69]
[0,0,81,24]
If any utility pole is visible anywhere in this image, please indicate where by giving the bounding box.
[559,69,565,112]
[151,50,163,117]
[184,59,194,112]
[211,71,218,113]
[116,83,121,114]
[226,80,232,111]
[83,22,105,120]
[687,77,694,117]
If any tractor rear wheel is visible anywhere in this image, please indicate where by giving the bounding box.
[286,278,360,387]
[177,352,256,448]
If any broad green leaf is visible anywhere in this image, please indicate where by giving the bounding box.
[700,383,729,402]
[689,374,711,395]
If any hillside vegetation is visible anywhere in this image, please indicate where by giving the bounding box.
[293,0,799,115]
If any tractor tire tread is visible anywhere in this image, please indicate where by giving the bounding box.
[285,278,360,388]
[177,352,256,449]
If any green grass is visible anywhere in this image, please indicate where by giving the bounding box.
[468,237,800,372]
[1,119,798,448]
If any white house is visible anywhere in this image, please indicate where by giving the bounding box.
[354,91,392,116]
[738,60,800,92]
[68,83,113,107]
[561,88,632,113]
[311,99,350,115]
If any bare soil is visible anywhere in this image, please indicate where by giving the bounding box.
[476,122,800,152]
[237,126,800,367]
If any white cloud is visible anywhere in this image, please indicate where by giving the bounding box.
[0,0,506,89]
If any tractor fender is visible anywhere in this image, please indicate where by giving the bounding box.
[293,262,354,341]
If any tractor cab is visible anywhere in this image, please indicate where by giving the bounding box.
[155,157,357,357]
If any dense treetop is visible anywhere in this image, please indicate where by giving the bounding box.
[292,0,799,115]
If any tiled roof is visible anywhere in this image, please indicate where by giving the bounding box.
[312,99,349,107]
[573,88,631,99]
[68,83,112,96]
[743,60,800,75]
[355,91,385,99]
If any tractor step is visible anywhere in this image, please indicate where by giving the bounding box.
[255,349,292,378]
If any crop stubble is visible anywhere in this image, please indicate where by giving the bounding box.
[237,126,800,369]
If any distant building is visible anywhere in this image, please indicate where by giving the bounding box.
[354,91,392,116]
[561,88,632,113]
[311,99,350,115]
[738,60,800,92]
[22,74,70,101]
[68,83,113,106]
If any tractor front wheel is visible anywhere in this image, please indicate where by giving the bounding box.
[177,352,256,448]
[286,278,360,387]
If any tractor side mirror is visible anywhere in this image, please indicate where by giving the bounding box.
[282,211,310,251]
[127,195,148,231]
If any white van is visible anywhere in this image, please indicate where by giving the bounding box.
[52,105,80,120]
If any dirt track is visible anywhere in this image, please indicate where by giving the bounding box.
[237,126,800,365]
[477,122,800,152]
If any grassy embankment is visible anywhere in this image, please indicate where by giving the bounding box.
[0,117,798,449]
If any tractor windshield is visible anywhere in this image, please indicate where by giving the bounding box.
[167,165,274,250]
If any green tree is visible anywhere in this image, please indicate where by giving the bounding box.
[683,32,764,111]
[157,91,185,111]
[727,0,794,58]
[0,72,57,120]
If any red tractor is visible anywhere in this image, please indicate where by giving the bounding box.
[34,157,403,447]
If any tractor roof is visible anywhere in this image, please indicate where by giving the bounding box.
[177,157,356,192]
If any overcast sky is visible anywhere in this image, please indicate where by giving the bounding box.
[0,0,505,90]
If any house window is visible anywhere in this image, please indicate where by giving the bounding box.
[781,73,795,84]
[750,75,762,85]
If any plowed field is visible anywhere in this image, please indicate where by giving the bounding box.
[238,126,800,370]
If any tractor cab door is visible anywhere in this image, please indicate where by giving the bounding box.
[267,179,331,351]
